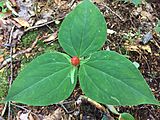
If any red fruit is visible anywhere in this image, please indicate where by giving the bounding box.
[71,56,80,66]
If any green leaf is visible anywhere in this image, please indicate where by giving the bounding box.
[58,0,106,57]
[106,105,120,115]
[132,0,141,6]
[119,113,135,120]
[6,52,77,106]
[123,0,142,6]
[155,20,160,34]
[0,1,6,19]
[79,51,159,105]
[0,1,5,8]
[101,114,112,120]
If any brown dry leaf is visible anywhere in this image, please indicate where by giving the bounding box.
[28,113,34,120]
[43,108,65,120]
[140,45,152,53]
[93,0,104,3]
[41,9,53,19]
[0,35,3,41]
[54,0,61,5]
[35,19,48,26]
[17,111,36,120]
[54,0,68,9]
[125,45,140,52]
[0,104,4,114]
[12,29,24,40]
[13,18,30,27]
[141,11,153,21]
[19,112,29,120]
[9,0,17,6]
[17,0,34,21]
[125,44,152,53]
[43,32,57,42]
[60,1,68,9]
[0,55,4,63]
[25,53,31,58]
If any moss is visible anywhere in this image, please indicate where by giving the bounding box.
[21,30,39,47]
[0,69,8,100]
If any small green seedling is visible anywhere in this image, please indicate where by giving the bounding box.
[0,1,8,18]
[4,0,159,108]
[155,20,160,34]
[121,0,142,6]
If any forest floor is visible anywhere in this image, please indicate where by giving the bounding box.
[0,0,160,120]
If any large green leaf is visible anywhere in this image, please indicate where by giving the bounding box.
[58,0,106,57]
[6,52,77,106]
[79,51,159,105]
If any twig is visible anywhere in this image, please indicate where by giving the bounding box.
[58,101,75,114]
[9,26,15,86]
[59,103,74,114]
[24,20,55,32]
[68,0,76,7]
[77,95,115,120]
[77,95,106,112]
[10,103,29,112]
[1,102,7,116]
[8,25,15,120]
[0,18,65,70]
[0,36,39,70]
[24,18,64,32]
[10,103,40,120]
[101,4,124,21]
[46,24,54,32]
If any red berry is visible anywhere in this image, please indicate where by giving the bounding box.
[71,56,80,66]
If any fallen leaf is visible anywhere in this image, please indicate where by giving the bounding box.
[5,0,18,16]
[0,104,4,114]
[0,55,4,63]
[54,0,68,9]
[141,11,153,21]
[142,32,153,44]
[9,0,17,6]
[12,29,24,40]
[0,35,3,41]
[125,45,139,52]
[28,113,34,120]
[43,108,64,120]
[141,45,152,53]
[0,116,5,120]
[13,17,30,27]
[17,111,35,120]
[35,19,48,26]
[107,29,117,34]
[93,0,104,3]
[43,32,57,42]
[19,112,29,120]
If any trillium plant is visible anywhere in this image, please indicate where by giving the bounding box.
[5,0,159,107]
